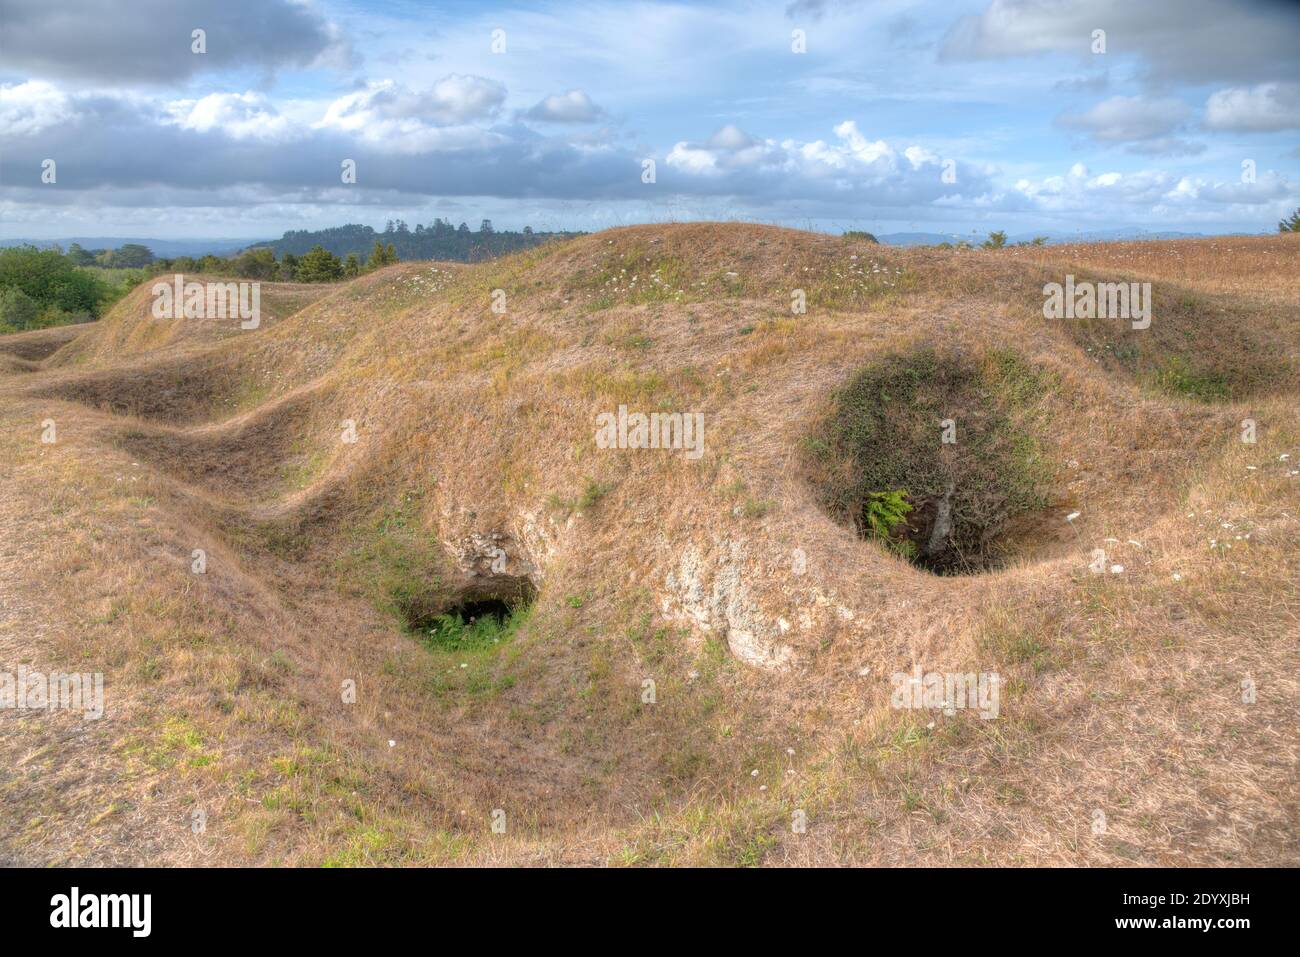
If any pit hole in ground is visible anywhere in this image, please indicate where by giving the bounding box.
[806,346,1060,575]
[402,580,538,651]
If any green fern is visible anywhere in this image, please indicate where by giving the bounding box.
[862,490,914,555]
[423,606,527,651]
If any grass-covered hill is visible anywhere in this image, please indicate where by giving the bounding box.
[1,224,1296,866]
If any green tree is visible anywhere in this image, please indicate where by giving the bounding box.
[343,252,361,278]
[365,241,399,270]
[982,230,1007,249]
[232,247,278,280]
[0,245,108,316]
[0,286,40,332]
[295,244,344,282]
[66,243,95,266]
[1279,208,1300,232]
[113,243,154,268]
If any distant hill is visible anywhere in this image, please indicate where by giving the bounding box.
[875,227,1221,247]
[1010,228,1212,244]
[876,232,969,246]
[0,237,262,258]
[1,225,1245,261]
[249,221,586,263]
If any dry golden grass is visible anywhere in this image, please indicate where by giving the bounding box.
[1006,233,1300,303]
[0,224,1296,866]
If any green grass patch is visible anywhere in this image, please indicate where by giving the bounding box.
[1144,356,1231,402]
[420,603,531,653]
[334,489,446,622]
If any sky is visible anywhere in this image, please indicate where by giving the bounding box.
[1,0,1298,240]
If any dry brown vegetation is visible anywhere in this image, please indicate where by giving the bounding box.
[1,224,1296,866]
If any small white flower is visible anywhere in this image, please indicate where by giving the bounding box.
[1066,511,1081,522]
[1110,564,1124,574]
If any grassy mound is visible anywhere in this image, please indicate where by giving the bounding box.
[1057,286,1297,402]
[2,224,1297,867]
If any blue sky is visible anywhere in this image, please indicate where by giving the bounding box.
[1,0,1297,239]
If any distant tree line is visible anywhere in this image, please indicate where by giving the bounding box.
[0,220,551,333]
[257,219,584,263]
[65,242,156,268]
[0,239,406,333]
[151,241,400,283]
[926,231,1047,250]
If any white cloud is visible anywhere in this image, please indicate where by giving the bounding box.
[1163,172,1291,205]
[319,76,505,131]
[663,120,995,213]
[425,74,508,124]
[666,124,786,174]
[1013,162,1292,217]
[315,77,507,153]
[0,80,76,137]
[665,142,719,174]
[707,124,754,150]
[1205,83,1300,132]
[1057,95,1190,143]
[164,92,294,141]
[525,89,606,123]
[828,120,896,165]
